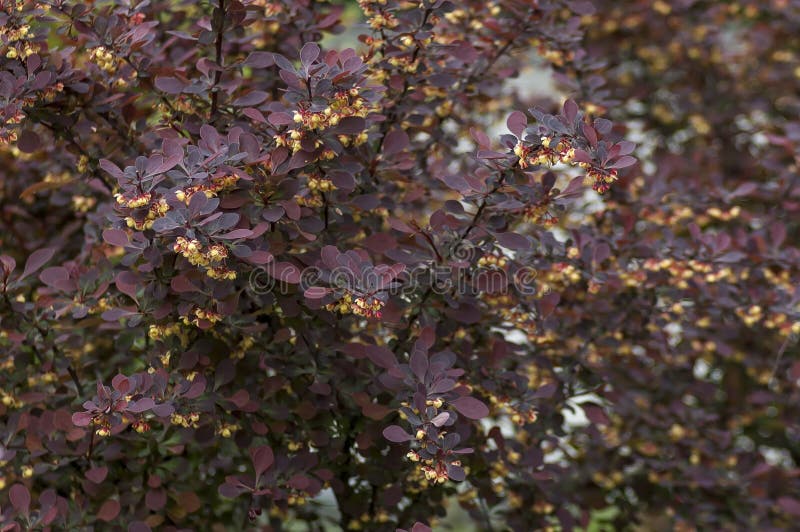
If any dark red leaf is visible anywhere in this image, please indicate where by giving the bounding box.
[72,411,93,427]
[382,425,413,443]
[250,445,274,477]
[145,488,167,511]
[563,99,579,123]
[451,397,490,419]
[19,247,56,282]
[304,286,330,299]
[17,130,40,153]
[102,229,129,247]
[507,111,527,137]
[154,76,185,94]
[300,42,320,66]
[366,345,399,369]
[127,397,155,413]
[127,521,152,532]
[383,129,409,156]
[217,229,253,240]
[86,466,108,484]
[778,497,800,516]
[9,484,30,515]
[610,155,637,169]
[97,499,120,522]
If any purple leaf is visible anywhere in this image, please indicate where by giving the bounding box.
[383,129,409,156]
[572,148,593,164]
[111,374,130,394]
[366,345,399,369]
[593,242,611,264]
[431,412,449,427]
[534,382,558,398]
[115,271,140,302]
[128,521,152,532]
[233,91,268,107]
[103,229,129,247]
[250,445,274,477]
[99,159,124,179]
[72,411,93,427]
[778,497,800,516]
[304,286,330,299]
[615,140,636,156]
[97,499,120,522]
[86,466,109,484]
[300,42,320,66]
[496,232,530,250]
[19,247,56,282]
[127,397,155,413]
[451,397,490,419]
[145,488,167,511]
[244,51,275,68]
[558,175,585,198]
[582,403,610,425]
[155,76,185,94]
[582,123,598,147]
[334,116,366,135]
[563,99,579,123]
[17,130,40,153]
[429,379,456,394]
[217,229,253,240]
[538,292,560,317]
[507,111,527,137]
[9,484,31,515]
[383,425,413,443]
[610,155,637,169]
[410,347,428,382]
[446,463,466,481]
[39,266,70,289]
[151,403,175,417]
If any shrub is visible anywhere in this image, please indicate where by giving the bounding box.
[0,0,797,530]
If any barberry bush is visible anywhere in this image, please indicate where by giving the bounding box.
[1,0,799,530]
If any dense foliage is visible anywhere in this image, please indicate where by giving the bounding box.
[1,0,798,530]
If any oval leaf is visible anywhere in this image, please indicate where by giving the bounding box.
[19,247,56,282]
[382,425,413,443]
[451,397,489,419]
[9,484,31,515]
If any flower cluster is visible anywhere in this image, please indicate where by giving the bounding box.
[306,175,336,193]
[171,412,200,428]
[325,291,385,319]
[175,174,239,203]
[477,253,508,269]
[115,192,169,230]
[584,166,619,194]
[173,237,236,280]
[89,46,117,73]
[522,198,559,226]
[181,307,223,328]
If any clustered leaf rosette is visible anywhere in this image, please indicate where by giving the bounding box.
[98,129,274,330]
[0,1,79,147]
[303,245,405,320]
[218,443,332,519]
[71,373,175,437]
[269,43,382,164]
[503,100,637,195]
[377,328,490,485]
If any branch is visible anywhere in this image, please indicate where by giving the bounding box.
[210,0,226,120]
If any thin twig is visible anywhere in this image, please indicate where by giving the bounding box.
[769,335,795,388]
[210,0,226,119]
